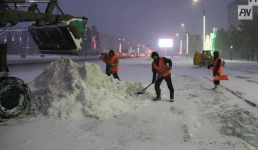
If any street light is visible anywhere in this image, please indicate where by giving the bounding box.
[177,24,189,57]
[137,44,141,53]
[118,38,124,53]
[181,24,189,56]
[180,40,182,55]
[193,0,205,51]
[230,46,233,61]
[176,33,182,55]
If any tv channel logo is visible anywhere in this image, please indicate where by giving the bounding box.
[238,0,258,20]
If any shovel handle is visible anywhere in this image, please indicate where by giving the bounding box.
[143,75,163,91]
[135,71,169,94]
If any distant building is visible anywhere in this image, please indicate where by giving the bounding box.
[1,28,126,55]
[227,0,258,28]
[0,29,39,55]
[98,32,117,52]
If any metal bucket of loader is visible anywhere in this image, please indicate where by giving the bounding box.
[28,18,87,55]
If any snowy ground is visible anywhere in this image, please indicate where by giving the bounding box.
[1,55,258,150]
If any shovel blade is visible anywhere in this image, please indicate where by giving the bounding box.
[213,75,228,80]
[135,91,144,94]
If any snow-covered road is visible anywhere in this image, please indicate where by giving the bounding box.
[1,56,258,150]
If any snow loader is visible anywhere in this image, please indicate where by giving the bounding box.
[193,51,225,67]
[0,0,87,121]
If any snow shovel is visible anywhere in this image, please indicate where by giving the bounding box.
[213,75,229,80]
[135,75,163,95]
[209,68,228,80]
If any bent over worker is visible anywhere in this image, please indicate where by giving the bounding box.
[151,51,174,102]
[103,49,121,81]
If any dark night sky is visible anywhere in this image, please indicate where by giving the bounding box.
[15,0,233,50]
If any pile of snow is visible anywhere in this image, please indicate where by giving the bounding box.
[29,57,150,120]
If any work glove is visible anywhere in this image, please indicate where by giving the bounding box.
[213,73,218,76]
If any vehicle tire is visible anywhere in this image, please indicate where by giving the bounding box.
[200,61,206,67]
[0,77,31,121]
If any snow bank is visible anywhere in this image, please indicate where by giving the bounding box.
[29,57,150,120]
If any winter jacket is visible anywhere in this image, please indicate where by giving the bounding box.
[152,57,172,82]
[213,57,222,75]
[103,54,119,72]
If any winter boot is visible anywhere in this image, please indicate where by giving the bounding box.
[154,97,161,101]
[169,99,174,102]
[169,88,174,102]
[214,85,219,91]
[154,89,161,101]
[213,85,219,91]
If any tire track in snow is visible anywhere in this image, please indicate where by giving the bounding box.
[202,76,258,148]
[204,76,257,108]
[170,103,190,142]
[180,110,190,142]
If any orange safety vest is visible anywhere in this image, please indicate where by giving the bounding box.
[103,54,119,72]
[152,57,171,77]
[213,57,223,74]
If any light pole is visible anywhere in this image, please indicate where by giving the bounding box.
[118,38,124,53]
[176,33,183,55]
[137,44,140,53]
[180,39,182,55]
[230,46,233,61]
[181,24,189,57]
[193,0,205,51]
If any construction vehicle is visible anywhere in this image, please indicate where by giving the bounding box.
[193,50,225,67]
[0,0,87,121]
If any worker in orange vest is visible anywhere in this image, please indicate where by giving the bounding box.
[103,49,121,81]
[208,51,223,91]
[151,52,174,102]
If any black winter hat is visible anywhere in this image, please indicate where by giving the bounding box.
[109,49,115,56]
[151,51,159,58]
[213,51,219,57]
